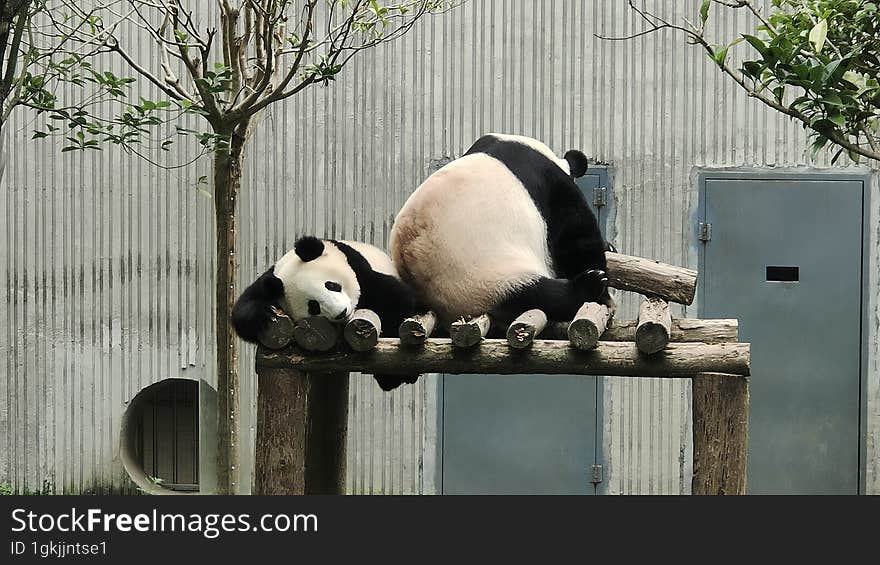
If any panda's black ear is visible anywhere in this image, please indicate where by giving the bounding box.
[294,236,325,262]
[563,149,589,178]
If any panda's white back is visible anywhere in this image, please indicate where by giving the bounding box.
[390,152,552,321]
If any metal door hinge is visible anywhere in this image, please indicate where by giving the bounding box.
[699,222,712,242]
[590,464,603,485]
[593,186,607,208]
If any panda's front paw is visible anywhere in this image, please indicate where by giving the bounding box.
[573,268,609,301]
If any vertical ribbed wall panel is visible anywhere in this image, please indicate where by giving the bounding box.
[3,1,877,495]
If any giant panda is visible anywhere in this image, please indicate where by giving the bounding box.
[390,133,614,328]
[232,236,421,391]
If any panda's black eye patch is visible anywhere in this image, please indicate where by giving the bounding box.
[325,281,342,292]
[307,300,321,316]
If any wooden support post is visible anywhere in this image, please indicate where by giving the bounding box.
[254,366,349,495]
[343,309,382,352]
[293,316,339,352]
[692,372,749,495]
[257,306,295,349]
[567,303,612,350]
[506,309,548,349]
[606,252,697,305]
[635,297,672,354]
[451,314,491,348]
[398,311,438,346]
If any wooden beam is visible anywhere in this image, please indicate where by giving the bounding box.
[606,251,697,305]
[506,309,548,349]
[692,372,749,495]
[567,303,612,350]
[254,367,349,495]
[254,311,736,351]
[258,340,750,377]
[635,297,672,354]
[343,309,382,352]
[451,314,491,347]
[398,311,438,345]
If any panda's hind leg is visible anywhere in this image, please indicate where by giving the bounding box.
[494,274,607,324]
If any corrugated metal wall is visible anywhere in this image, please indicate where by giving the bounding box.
[2,1,878,495]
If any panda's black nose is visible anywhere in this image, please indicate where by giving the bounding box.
[335,308,349,320]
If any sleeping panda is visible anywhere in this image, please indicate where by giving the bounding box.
[390,133,614,328]
[231,236,421,391]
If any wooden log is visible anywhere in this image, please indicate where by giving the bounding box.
[506,309,548,349]
[398,311,438,346]
[257,306,296,349]
[258,340,751,377]
[567,303,612,350]
[292,316,339,352]
[254,366,349,495]
[343,309,382,352]
[451,314,491,348]
[635,297,672,354]
[605,251,697,305]
[692,372,749,495]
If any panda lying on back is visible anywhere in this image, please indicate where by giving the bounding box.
[391,133,615,327]
[232,236,421,391]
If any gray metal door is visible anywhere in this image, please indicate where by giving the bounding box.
[440,168,610,495]
[699,175,864,494]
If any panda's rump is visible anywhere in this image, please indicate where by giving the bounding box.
[391,154,551,319]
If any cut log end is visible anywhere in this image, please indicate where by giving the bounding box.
[451,314,491,348]
[399,311,438,346]
[635,297,672,355]
[568,302,611,350]
[343,309,382,352]
[257,306,295,349]
[292,316,339,352]
[506,309,548,349]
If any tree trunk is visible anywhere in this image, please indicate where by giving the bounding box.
[212,119,251,494]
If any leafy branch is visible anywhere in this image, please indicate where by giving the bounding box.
[602,0,880,163]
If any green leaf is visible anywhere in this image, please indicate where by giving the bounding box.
[700,0,710,24]
[713,45,729,67]
[743,33,767,57]
[808,19,828,53]
[742,61,763,78]
[809,135,828,159]
[822,93,843,106]
[821,59,844,85]
[773,86,785,103]
[32,131,48,140]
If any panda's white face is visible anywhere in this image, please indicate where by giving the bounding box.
[273,241,360,323]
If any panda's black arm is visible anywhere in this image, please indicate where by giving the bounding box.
[357,271,423,337]
[231,267,285,343]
